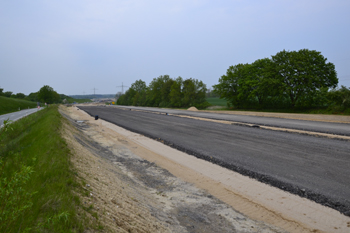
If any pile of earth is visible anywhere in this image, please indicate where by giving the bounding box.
[187,106,198,111]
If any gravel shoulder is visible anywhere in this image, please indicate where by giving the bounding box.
[60,106,287,233]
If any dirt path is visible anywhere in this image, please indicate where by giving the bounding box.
[60,106,350,233]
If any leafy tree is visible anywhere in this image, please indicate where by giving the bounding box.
[15,93,26,99]
[327,86,350,108]
[117,75,209,109]
[272,49,338,107]
[160,78,175,107]
[26,92,39,102]
[118,88,136,105]
[213,64,248,108]
[37,85,60,104]
[147,75,171,106]
[243,58,278,106]
[4,91,13,98]
[169,77,183,107]
[130,80,147,106]
[183,78,208,108]
[0,88,3,96]
[131,80,147,93]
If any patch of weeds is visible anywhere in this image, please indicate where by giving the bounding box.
[91,211,99,219]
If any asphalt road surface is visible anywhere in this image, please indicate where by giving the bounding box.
[78,106,350,216]
[114,106,350,136]
[0,108,41,127]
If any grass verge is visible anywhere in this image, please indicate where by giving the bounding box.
[205,97,350,115]
[0,96,37,115]
[0,105,84,232]
[206,97,227,106]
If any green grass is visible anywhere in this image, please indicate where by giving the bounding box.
[206,97,227,106]
[0,105,84,232]
[0,96,37,115]
[205,97,350,115]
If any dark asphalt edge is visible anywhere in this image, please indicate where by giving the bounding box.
[79,107,350,217]
[114,106,350,137]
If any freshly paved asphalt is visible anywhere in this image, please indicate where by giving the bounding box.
[78,105,350,216]
[114,106,350,136]
[0,108,41,127]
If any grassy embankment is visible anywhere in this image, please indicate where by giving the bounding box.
[0,96,37,115]
[206,97,350,115]
[0,105,94,232]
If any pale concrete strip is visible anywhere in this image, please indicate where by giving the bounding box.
[172,114,350,141]
[201,110,350,124]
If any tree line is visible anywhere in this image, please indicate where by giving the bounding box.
[213,49,350,110]
[0,85,87,104]
[117,75,210,109]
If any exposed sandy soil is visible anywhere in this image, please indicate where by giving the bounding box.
[187,107,198,111]
[60,105,350,233]
[203,109,350,124]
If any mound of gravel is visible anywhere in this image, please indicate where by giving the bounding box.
[187,106,198,111]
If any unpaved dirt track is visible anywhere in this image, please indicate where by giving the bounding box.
[78,106,350,217]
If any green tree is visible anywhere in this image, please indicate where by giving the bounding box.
[37,85,60,104]
[160,78,175,107]
[131,80,147,106]
[122,88,137,105]
[327,86,350,109]
[147,75,171,106]
[243,58,278,107]
[4,91,13,98]
[15,93,26,99]
[26,92,39,102]
[213,64,248,108]
[182,78,208,108]
[169,77,183,107]
[272,49,338,107]
[0,88,3,96]
[131,80,147,93]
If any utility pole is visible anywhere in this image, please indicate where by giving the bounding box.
[92,87,98,98]
[116,83,129,94]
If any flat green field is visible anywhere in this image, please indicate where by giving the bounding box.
[0,96,37,115]
[206,97,227,106]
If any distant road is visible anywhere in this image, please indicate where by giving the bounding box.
[78,105,350,216]
[0,108,41,127]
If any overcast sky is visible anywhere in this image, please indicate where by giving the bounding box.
[1,0,350,95]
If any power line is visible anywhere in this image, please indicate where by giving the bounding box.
[116,82,129,94]
[91,87,98,97]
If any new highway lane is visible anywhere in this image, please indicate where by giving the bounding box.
[115,106,350,136]
[78,106,350,216]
